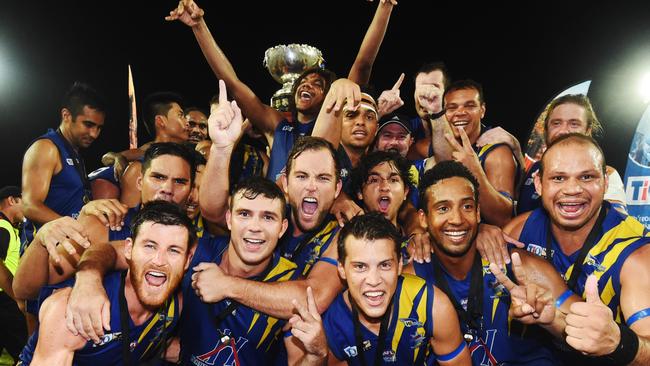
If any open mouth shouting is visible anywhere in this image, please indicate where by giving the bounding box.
[145,270,168,287]
[377,196,391,214]
[301,197,319,217]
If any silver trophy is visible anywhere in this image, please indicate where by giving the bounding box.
[263,44,325,112]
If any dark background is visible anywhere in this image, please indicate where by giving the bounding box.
[0,0,649,188]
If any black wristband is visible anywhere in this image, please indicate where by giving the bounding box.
[599,323,639,366]
[428,110,445,121]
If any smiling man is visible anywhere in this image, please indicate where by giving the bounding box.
[430,80,520,226]
[17,201,195,366]
[408,160,576,365]
[287,213,471,365]
[505,134,650,364]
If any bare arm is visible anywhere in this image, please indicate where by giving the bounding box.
[430,116,454,162]
[312,79,362,150]
[22,139,63,224]
[193,240,344,319]
[12,216,92,300]
[119,161,142,208]
[198,80,242,224]
[618,246,650,365]
[431,286,472,365]
[480,145,516,226]
[513,249,581,338]
[347,1,395,85]
[167,0,283,141]
[31,288,86,366]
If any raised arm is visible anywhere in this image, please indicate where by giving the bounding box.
[166,0,283,142]
[347,0,396,85]
[564,246,650,365]
[446,129,514,226]
[22,139,63,225]
[199,80,243,225]
[312,78,361,149]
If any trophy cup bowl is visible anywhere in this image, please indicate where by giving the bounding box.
[263,44,324,111]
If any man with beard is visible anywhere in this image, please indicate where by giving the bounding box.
[16,201,195,366]
[286,213,472,365]
[197,81,344,317]
[21,82,106,249]
[504,134,650,365]
[59,177,301,365]
[431,80,520,227]
[407,160,578,365]
[13,142,196,314]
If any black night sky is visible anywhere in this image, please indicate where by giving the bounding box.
[0,0,649,187]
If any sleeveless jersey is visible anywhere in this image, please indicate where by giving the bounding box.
[267,119,315,182]
[19,270,180,365]
[278,215,340,276]
[474,142,521,204]
[22,130,91,249]
[413,257,558,365]
[518,202,650,323]
[323,274,435,365]
[180,237,298,366]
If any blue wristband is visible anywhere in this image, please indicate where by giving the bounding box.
[627,307,650,327]
[437,339,466,361]
[555,289,574,308]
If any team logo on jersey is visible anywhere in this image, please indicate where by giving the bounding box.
[526,243,551,258]
[343,345,358,357]
[382,349,397,362]
[410,331,427,349]
[66,158,74,165]
[584,254,606,273]
[282,125,294,132]
[191,329,249,366]
[92,331,123,347]
[399,317,423,328]
[488,278,508,299]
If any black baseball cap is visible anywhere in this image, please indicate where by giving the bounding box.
[377,114,413,135]
[0,186,21,201]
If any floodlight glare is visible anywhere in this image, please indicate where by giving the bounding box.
[641,72,650,103]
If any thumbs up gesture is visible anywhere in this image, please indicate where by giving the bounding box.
[565,275,621,356]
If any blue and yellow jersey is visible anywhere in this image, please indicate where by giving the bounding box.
[519,202,650,323]
[322,274,435,365]
[474,142,522,204]
[19,271,180,366]
[413,258,558,365]
[180,237,299,366]
[267,119,315,182]
[278,216,340,276]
